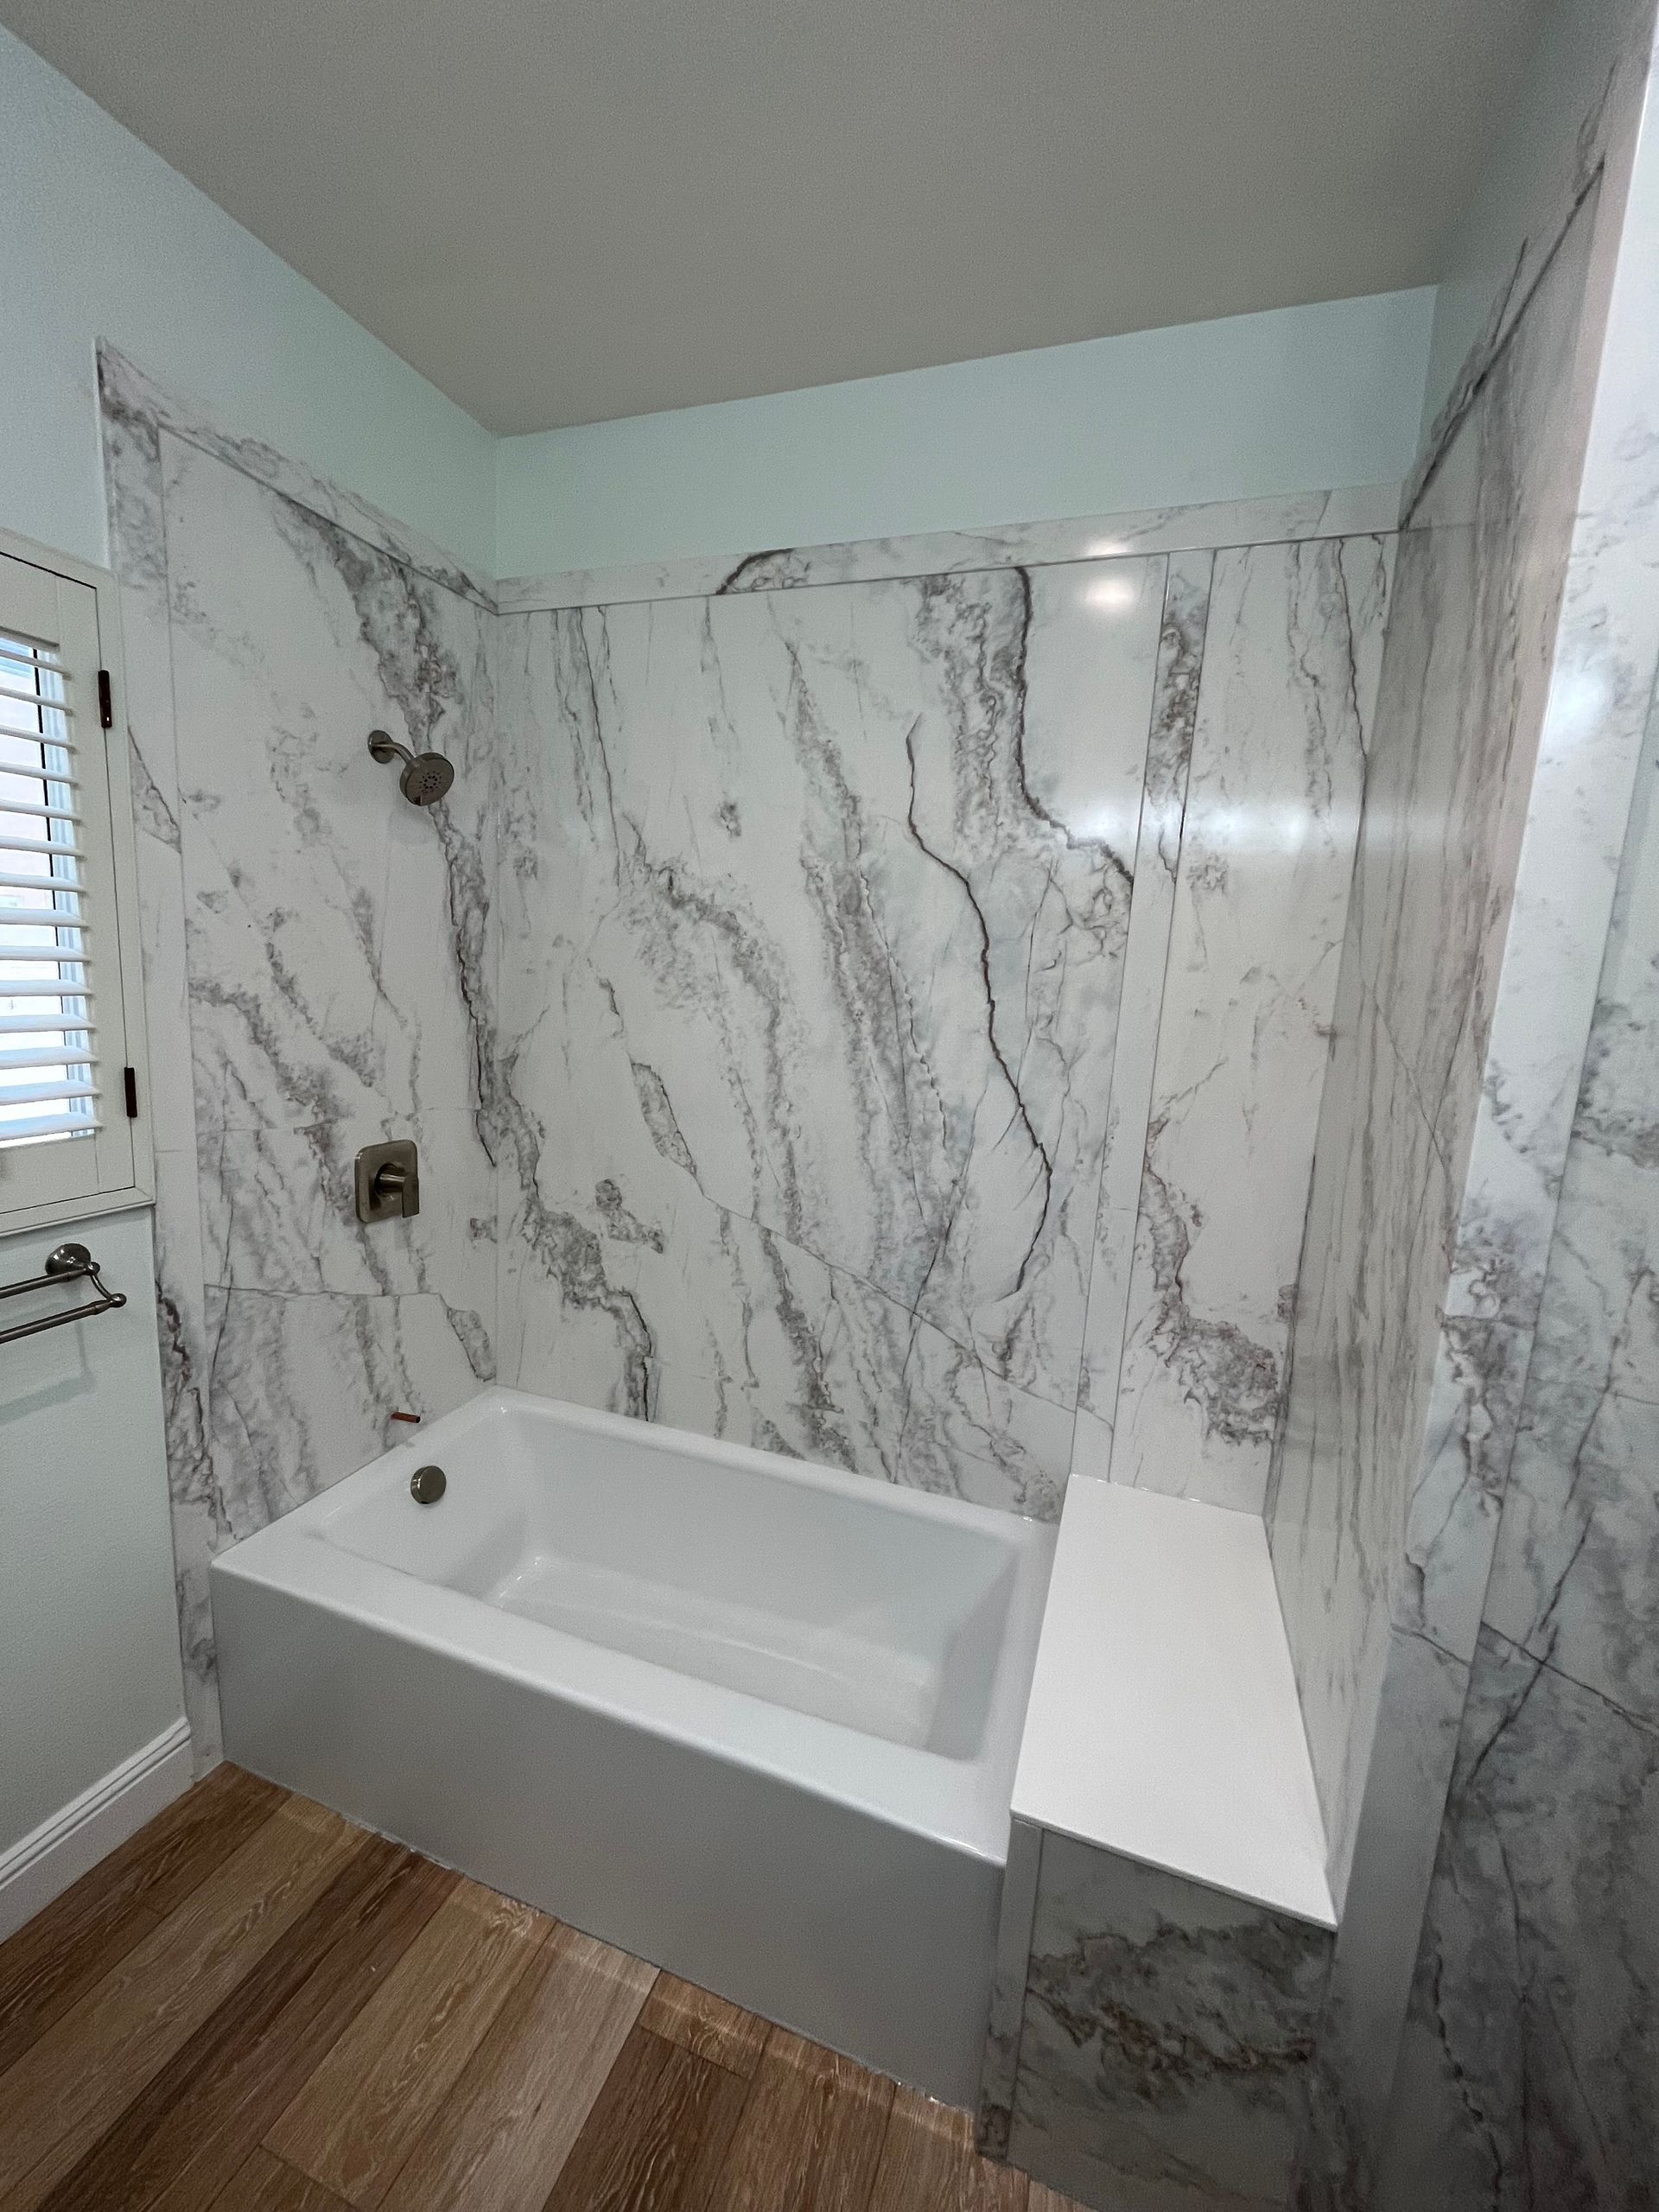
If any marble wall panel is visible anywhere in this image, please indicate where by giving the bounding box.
[105,330,1402,1789]
[493,529,1389,1518]
[1269,181,1603,1893]
[493,558,1170,1514]
[976,1814,1043,2161]
[1071,550,1211,1476]
[1378,709,1659,2212]
[99,355,221,1754]
[494,485,1402,618]
[1357,194,1599,1219]
[1109,536,1389,1513]
[100,357,499,1751]
[1005,1829,1333,2212]
[1281,9,1659,2195]
[1376,1630,1659,2212]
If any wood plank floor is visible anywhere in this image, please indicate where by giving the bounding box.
[0,1770,1081,2212]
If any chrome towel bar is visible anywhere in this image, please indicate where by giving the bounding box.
[0,1241,126,1346]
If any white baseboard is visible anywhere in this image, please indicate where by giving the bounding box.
[0,1718,194,1942]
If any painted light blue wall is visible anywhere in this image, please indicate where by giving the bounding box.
[0,24,495,1877]
[494,286,1435,580]
[0,23,496,576]
[2,19,1436,593]
[1421,0,1648,431]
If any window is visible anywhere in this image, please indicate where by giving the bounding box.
[0,537,149,1232]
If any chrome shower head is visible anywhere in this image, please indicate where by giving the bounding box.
[367,729,454,807]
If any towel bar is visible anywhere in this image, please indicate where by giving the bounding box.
[0,1241,126,1346]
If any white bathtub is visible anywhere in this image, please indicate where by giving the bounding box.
[211,1388,1055,2102]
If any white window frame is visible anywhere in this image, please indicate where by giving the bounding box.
[0,523,153,1236]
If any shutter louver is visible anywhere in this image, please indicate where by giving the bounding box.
[0,630,99,1149]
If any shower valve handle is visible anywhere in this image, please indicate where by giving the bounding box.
[374,1159,414,1210]
[355,1138,421,1224]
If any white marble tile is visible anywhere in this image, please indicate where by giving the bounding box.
[99,345,495,607]
[197,1109,494,1368]
[149,1144,224,1760]
[99,369,500,1745]
[1358,190,1597,1228]
[505,1164,1080,1519]
[101,358,1408,1710]
[1482,708,1659,1726]
[977,1813,1042,2159]
[160,431,496,1141]
[1067,1402,1114,1479]
[205,1282,486,1539]
[1371,461,1659,2212]
[1008,1829,1332,2212]
[496,483,1402,615]
[1440,511,1659,1331]
[100,377,222,1759]
[1270,175,1616,1904]
[493,556,1167,1511]
[1281,27,1659,2196]
[1075,551,1211,1434]
[1488,1377,1659,1729]
[1294,1626,1469,2210]
[1376,1631,1659,2212]
[1268,981,1450,1895]
[1400,1315,1532,1664]
[1111,535,1389,1512]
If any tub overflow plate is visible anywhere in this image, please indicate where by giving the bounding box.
[410,1464,447,1504]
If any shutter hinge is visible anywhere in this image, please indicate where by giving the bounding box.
[124,1066,139,1119]
[98,670,114,729]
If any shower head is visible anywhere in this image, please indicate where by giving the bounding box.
[367,729,454,807]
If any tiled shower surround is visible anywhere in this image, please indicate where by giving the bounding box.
[102,361,1389,2205]
[1368,21,1659,2205]
[100,357,501,1731]
[493,533,1387,1519]
[101,340,1394,1756]
[96,10,1659,2189]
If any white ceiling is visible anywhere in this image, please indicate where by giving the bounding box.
[4,0,1543,435]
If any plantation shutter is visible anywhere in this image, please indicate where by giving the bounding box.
[0,546,142,1225]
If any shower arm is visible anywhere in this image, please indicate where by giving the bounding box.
[368,731,416,769]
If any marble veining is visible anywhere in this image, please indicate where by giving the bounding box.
[1072,550,1211,1471]
[1007,1830,1332,2212]
[101,346,1405,1643]
[99,352,501,1752]
[489,523,1392,1518]
[1376,701,1659,2210]
[493,559,1168,1514]
[1376,1630,1659,2212]
[1275,10,1659,2196]
[1484,740,1659,1719]
[102,352,1408,2196]
[494,483,1402,618]
[99,344,496,607]
[977,1814,1043,2161]
[1111,536,1389,1513]
[1270,177,1604,1891]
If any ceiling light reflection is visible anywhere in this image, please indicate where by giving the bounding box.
[1084,576,1140,613]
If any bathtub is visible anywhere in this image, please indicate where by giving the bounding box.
[211,1388,1055,2103]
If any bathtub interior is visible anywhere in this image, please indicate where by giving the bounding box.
[318,1402,1020,1758]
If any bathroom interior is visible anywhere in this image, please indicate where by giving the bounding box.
[1,1,1656,2206]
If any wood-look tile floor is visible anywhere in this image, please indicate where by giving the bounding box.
[0,1767,1081,2212]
